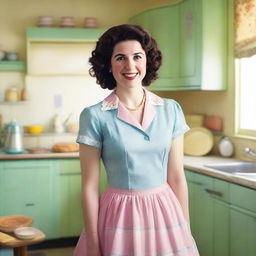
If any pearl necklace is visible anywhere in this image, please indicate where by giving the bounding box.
[123,93,145,111]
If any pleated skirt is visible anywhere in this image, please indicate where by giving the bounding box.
[73,183,199,256]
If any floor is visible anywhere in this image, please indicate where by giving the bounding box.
[29,247,74,256]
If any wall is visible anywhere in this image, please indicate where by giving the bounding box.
[0,0,177,148]
[1,0,254,159]
[0,0,179,60]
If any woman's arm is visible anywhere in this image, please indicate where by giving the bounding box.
[79,143,101,255]
[167,135,190,224]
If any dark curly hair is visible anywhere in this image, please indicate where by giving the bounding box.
[89,24,162,90]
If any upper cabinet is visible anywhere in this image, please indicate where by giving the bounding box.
[26,27,105,76]
[129,0,228,91]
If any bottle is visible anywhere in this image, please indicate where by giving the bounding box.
[53,114,64,133]
[21,88,28,101]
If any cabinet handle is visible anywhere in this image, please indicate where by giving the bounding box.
[190,181,204,186]
[25,203,35,207]
[205,188,223,197]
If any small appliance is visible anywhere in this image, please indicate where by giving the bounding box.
[4,121,24,154]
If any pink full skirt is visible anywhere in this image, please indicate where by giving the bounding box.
[73,183,199,256]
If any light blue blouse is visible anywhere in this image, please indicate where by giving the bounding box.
[76,89,189,190]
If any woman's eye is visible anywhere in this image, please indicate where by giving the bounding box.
[116,56,125,61]
[134,55,142,60]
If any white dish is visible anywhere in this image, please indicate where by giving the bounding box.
[14,226,39,240]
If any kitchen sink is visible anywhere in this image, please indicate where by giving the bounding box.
[204,161,256,174]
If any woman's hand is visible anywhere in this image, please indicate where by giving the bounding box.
[86,232,101,256]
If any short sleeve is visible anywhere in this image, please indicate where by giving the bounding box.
[171,101,190,140]
[76,107,102,148]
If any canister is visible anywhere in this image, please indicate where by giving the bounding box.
[5,87,19,102]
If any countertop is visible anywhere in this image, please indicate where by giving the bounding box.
[0,152,255,189]
[184,155,256,190]
[0,151,79,160]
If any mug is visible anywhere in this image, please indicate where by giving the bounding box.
[6,52,18,61]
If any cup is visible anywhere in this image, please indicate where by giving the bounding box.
[6,52,18,61]
[37,16,54,27]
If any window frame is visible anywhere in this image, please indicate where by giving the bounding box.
[235,58,256,138]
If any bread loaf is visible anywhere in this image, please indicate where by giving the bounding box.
[52,142,79,152]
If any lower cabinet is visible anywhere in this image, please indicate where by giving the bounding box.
[0,158,108,240]
[230,207,256,256]
[0,160,59,239]
[57,159,83,237]
[186,171,215,256]
[185,169,256,256]
[229,183,256,256]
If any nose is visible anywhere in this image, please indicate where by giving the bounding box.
[125,58,135,70]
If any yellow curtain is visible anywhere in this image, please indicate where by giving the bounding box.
[235,0,256,58]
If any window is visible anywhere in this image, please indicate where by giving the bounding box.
[236,54,256,137]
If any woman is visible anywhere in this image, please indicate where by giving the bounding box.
[74,24,199,256]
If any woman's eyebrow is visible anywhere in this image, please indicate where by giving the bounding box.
[113,52,144,58]
[113,53,125,58]
[133,52,144,55]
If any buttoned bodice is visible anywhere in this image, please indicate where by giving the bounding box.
[76,89,189,190]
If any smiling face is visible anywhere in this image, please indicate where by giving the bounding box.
[110,40,147,90]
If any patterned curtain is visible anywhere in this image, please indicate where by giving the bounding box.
[235,0,256,58]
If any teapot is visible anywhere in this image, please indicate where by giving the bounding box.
[4,121,24,154]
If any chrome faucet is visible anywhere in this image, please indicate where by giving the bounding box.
[244,147,256,158]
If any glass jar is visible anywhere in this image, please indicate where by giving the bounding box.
[5,87,19,102]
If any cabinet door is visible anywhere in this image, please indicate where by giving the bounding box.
[184,170,195,231]
[179,0,201,88]
[0,160,58,239]
[212,178,230,256]
[230,206,256,256]
[147,6,180,90]
[192,172,214,256]
[130,1,199,90]
[58,159,83,237]
[129,0,227,91]
[213,199,230,256]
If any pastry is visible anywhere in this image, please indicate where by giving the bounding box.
[52,142,79,152]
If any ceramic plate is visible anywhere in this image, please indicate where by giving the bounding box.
[14,227,39,240]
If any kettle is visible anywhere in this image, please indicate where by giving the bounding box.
[4,121,24,154]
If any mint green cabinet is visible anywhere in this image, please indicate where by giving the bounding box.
[185,170,214,256]
[55,159,108,238]
[185,170,230,256]
[0,158,109,240]
[0,160,58,239]
[185,169,256,256]
[230,207,256,256]
[56,159,83,237]
[129,0,227,91]
[212,182,230,256]
[229,184,256,256]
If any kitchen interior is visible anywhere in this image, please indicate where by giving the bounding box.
[0,0,256,255]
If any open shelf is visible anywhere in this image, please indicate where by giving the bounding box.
[0,61,26,72]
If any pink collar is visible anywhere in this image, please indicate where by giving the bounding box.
[101,89,164,132]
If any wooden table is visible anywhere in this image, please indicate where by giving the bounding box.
[0,230,45,256]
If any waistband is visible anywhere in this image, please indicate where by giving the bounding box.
[105,183,170,196]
